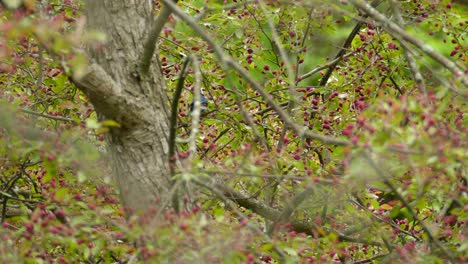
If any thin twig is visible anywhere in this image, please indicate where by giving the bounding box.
[168,56,192,211]
[140,0,179,75]
[299,52,355,82]
[187,55,202,161]
[200,127,231,159]
[273,187,315,230]
[350,198,421,241]
[36,45,44,91]
[390,0,426,94]
[193,179,288,261]
[353,253,389,264]
[350,0,467,88]
[0,191,40,204]
[21,109,77,123]
[257,0,298,105]
[168,56,191,173]
[316,0,382,91]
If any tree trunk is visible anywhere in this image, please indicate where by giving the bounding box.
[74,1,171,212]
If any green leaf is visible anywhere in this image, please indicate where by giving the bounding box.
[55,188,71,203]
[77,171,87,183]
[86,119,100,129]
[101,120,121,128]
[370,199,379,210]
[283,247,298,257]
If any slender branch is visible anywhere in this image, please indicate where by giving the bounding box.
[231,83,270,148]
[214,183,383,246]
[353,253,389,264]
[278,187,315,222]
[316,0,382,90]
[169,56,192,174]
[319,22,364,87]
[390,0,425,94]
[200,127,231,159]
[388,76,403,95]
[257,0,298,105]
[350,0,468,87]
[21,109,77,123]
[140,0,179,75]
[1,194,7,223]
[187,55,202,162]
[350,198,421,241]
[202,169,335,184]
[160,35,191,54]
[193,179,287,261]
[168,56,191,212]
[36,45,44,91]
[0,191,40,204]
[299,52,355,82]
[294,7,314,82]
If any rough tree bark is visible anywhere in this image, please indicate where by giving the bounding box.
[73,1,171,213]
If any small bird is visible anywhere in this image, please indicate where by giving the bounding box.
[189,94,208,114]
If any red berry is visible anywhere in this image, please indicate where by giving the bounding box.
[179,222,188,230]
[388,42,398,50]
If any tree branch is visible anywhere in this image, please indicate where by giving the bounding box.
[353,253,389,264]
[299,52,355,82]
[21,109,77,123]
[390,1,425,94]
[257,0,298,106]
[140,0,179,75]
[72,63,120,99]
[214,183,383,246]
[169,56,191,173]
[168,56,191,212]
[193,179,288,260]
[316,0,381,89]
[187,55,202,162]
[71,63,130,121]
[350,0,468,88]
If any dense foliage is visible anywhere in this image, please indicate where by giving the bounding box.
[0,0,466,263]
